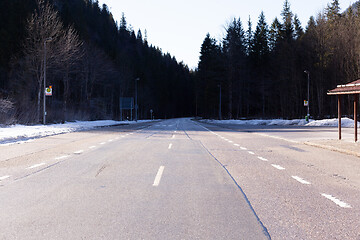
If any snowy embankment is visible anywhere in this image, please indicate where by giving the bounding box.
[201,117,357,128]
[0,120,152,145]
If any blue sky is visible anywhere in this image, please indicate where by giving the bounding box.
[98,0,354,69]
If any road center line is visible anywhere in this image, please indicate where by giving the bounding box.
[258,156,268,162]
[168,143,173,149]
[292,176,311,185]
[0,175,10,180]
[153,166,165,187]
[321,193,352,208]
[27,163,46,169]
[271,164,285,170]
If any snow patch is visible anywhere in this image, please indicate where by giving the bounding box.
[201,117,357,127]
[0,120,153,145]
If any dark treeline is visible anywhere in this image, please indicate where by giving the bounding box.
[196,0,360,119]
[0,0,194,124]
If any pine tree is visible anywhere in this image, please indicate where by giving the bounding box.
[223,18,246,119]
[294,14,303,39]
[252,11,270,116]
[281,0,294,41]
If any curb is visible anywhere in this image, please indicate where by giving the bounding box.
[304,141,360,158]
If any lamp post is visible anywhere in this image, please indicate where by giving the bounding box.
[218,84,222,120]
[135,77,140,121]
[304,70,310,122]
[43,37,52,125]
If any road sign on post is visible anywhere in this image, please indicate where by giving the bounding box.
[45,86,52,96]
[304,100,308,107]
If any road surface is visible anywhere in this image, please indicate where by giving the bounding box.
[0,118,359,239]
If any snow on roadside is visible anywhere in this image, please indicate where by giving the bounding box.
[201,117,357,127]
[0,120,152,145]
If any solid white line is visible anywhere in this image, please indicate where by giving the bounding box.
[74,150,84,154]
[168,143,173,149]
[234,144,240,146]
[89,146,96,149]
[0,175,10,180]
[153,166,165,186]
[271,164,285,170]
[248,151,255,155]
[55,155,69,160]
[258,156,268,162]
[240,147,247,150]
[321,193,352,208]
[27,163,46,169]
[292,176,311,185]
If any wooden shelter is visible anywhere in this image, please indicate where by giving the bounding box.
[328,79,360,142]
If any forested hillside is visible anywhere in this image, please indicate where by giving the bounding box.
[196,0,360,119]
[0,0,194,124]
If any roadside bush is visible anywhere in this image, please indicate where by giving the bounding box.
[0,98,16,125]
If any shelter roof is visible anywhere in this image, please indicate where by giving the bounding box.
[328,79,360,95]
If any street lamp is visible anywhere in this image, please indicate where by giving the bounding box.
[135,77,140,121]
[218,84,222,120]
[43,37,52,125]
[304,70,310,122]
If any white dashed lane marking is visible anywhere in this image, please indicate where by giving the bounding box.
[27,163,46,169]
[292,176,311,185]
[257,156,268,162]
[271,164,285,170]
[168,143,172,149]
[248,151,255,155]
[55,155,69,160]
[234,144,240,147]
[74,150,84,154]
[321,193,352,208]
[153,166,165,187]
[240,147,247,150]
[0,175,10,180]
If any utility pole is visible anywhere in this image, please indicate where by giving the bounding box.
[304,70,310,122]
[135,78,140,121]
[218,84,222,120]
[43,37,52,125]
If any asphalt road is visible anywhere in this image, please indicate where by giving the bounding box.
[0,119,269,239]
[1,118,359,239]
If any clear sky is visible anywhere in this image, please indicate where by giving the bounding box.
[98,0,354,69]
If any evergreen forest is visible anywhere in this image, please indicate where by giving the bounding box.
[0,0,359,124]
[197,0,360,119]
